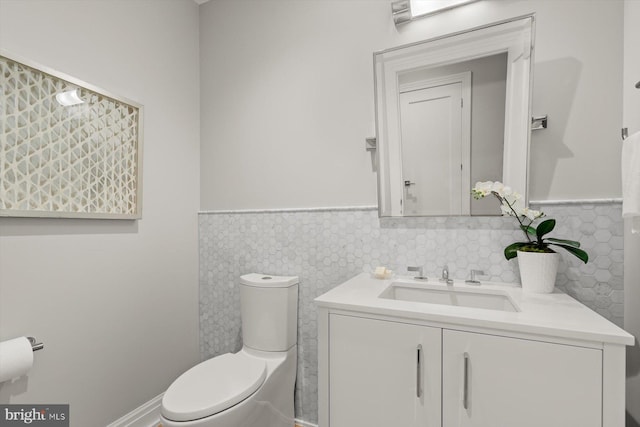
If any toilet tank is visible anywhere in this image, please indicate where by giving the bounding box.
[239,273,299,352]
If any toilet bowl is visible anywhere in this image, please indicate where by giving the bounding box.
[160,274,299,427]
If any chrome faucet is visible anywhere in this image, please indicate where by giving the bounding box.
[440,265,453,285]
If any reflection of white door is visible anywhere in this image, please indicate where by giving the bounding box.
[399,76,470,216]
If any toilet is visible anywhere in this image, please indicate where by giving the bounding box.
[160,273,299,427]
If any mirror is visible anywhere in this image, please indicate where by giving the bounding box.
[375,16,535,217]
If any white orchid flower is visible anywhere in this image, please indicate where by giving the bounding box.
[491,181,506,195]
[472,181,544,221]
[472,181,494,198]
[502,192,521,206]
[522,207,543,221]
[500,204,516,217]
[469,181,586,264]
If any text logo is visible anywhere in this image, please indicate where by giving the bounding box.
[0,405,68,426]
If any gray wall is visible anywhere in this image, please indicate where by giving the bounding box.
[199,0,623,210]
[0,1,201,425]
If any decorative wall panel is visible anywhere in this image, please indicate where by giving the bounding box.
[0,53,143,219]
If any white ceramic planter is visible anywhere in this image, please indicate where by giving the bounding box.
[517,250,560,293]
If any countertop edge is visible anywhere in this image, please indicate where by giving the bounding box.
[314,274,635,347]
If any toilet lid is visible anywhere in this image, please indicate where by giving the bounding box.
[161,352,267,422]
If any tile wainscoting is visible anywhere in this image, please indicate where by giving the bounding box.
[199,201,623,424]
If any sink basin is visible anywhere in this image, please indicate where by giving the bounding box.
[379,282,519,312]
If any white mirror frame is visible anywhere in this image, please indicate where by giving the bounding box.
[375,15,535,217]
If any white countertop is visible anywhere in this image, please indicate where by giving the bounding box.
[315,273,635,346]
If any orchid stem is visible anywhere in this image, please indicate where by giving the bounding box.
[495,193,532,243]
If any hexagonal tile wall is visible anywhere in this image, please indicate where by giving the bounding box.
[199,202,623,424]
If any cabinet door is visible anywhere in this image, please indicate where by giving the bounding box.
[329,314,441,427]
[442,329,602,427]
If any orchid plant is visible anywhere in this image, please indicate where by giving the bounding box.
[472,181,589,264]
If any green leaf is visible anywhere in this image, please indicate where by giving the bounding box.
[535,219,556,240]
[504,242,528,260]
[550,243,589,264]
[520,225,536,236]
[546,237,580,248]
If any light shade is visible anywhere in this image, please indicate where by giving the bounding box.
[55,89,84,106]
[392,0,479,25]
[411,0,479,18]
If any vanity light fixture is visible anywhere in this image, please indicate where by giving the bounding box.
[392,0,480,26]
[55,88,84,106]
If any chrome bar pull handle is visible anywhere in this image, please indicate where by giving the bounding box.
[416,344,423,398]
[463,352,470,410]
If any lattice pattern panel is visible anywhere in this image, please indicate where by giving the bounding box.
[0,54,142,218]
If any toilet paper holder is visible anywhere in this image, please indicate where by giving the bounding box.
[27,336,44,352]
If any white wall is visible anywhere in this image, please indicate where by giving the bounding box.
[200,0,623,210]
[0,1,201,425]
[623,0,640,423]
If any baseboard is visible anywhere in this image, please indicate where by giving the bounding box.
[106,393,163,427]
[107,394,315,427]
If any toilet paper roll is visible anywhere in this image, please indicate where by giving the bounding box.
[0,337,34,383]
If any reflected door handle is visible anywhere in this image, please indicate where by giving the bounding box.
[404,180,415,187]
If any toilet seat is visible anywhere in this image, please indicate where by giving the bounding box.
[161,352,267,422]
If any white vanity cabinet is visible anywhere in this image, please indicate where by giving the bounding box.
[316,274,634,427]
[442,329,602,427]
[325,312,603,427]
[329,314,442,427]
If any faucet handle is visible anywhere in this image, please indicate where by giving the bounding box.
[465,269,485,285]
[408,266,427,280]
